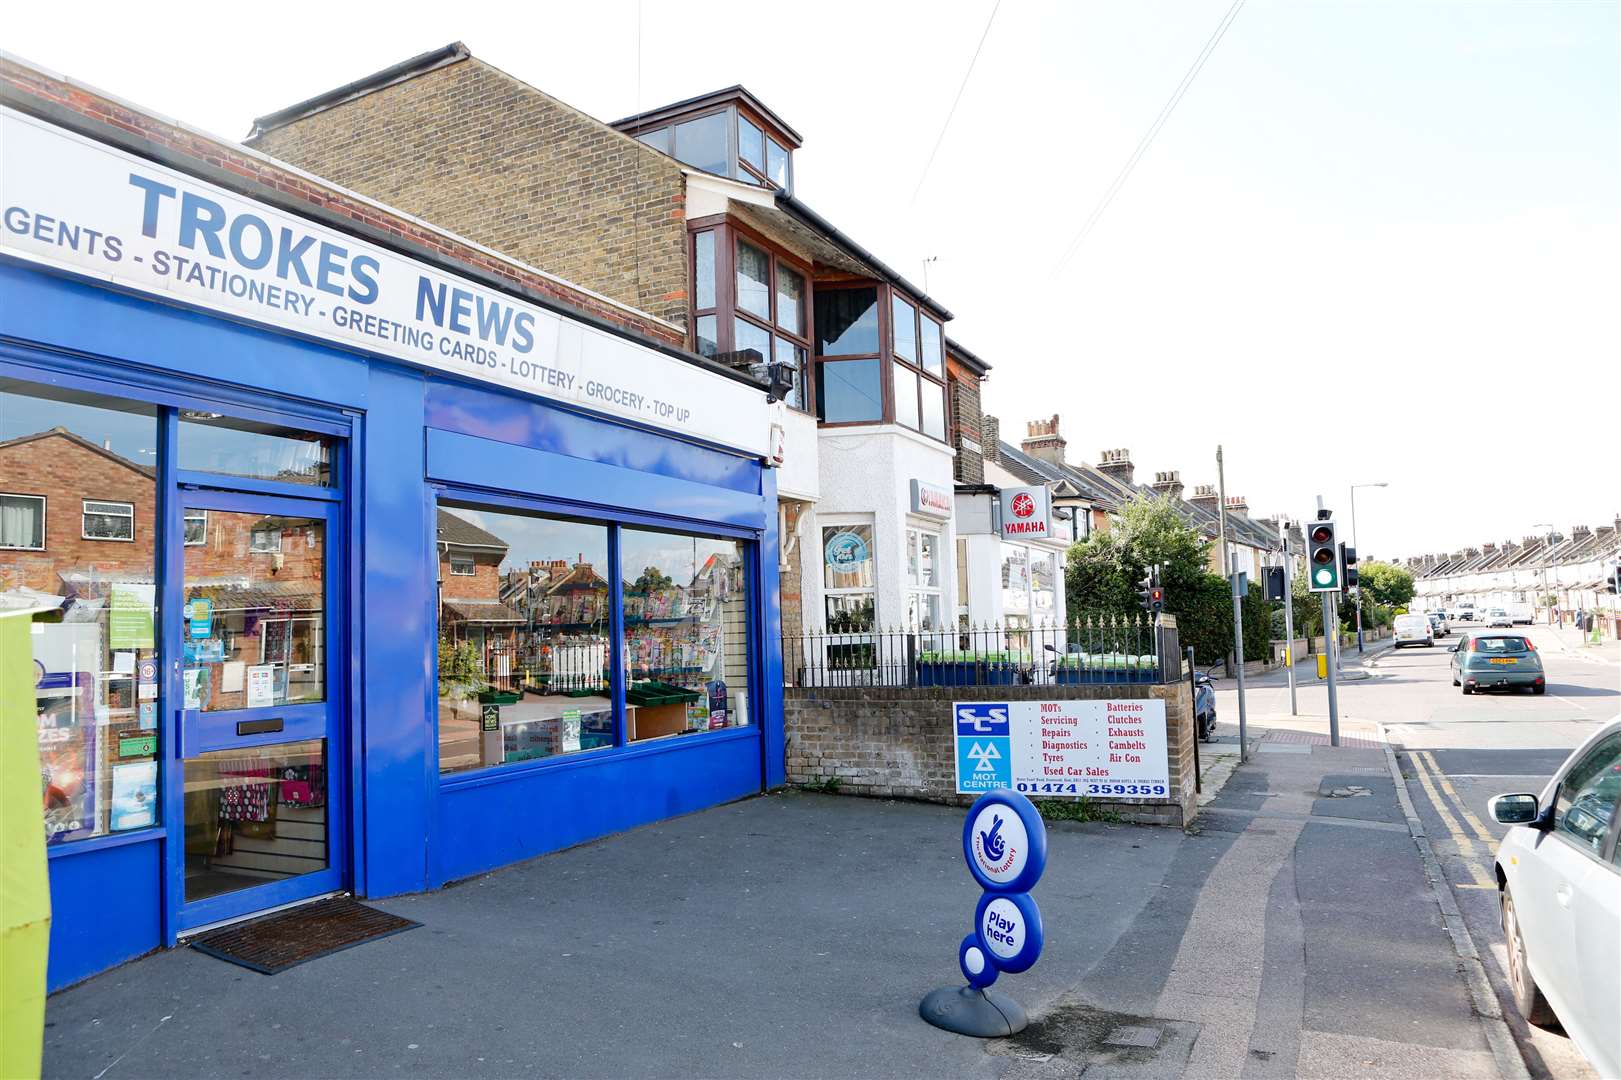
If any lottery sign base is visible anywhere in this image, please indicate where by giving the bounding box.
[919,986,1029,1037]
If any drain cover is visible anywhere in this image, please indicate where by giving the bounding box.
[1323,785,1372,798]
[1104,1025,1163,1049]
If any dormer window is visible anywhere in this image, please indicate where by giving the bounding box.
[614,89,799,194]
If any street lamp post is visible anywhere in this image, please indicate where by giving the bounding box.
[1533,523,1555,624]
[1349,482,1388,654]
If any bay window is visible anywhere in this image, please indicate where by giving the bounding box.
[888,290,949,442]
[689,223,812,411]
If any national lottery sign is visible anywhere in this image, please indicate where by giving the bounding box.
[953,699,1169,800]
[0,106,768,456]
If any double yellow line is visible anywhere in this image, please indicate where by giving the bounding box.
[1408,750,1498,888]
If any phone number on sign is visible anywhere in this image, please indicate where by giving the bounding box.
[1015,781,1168,797]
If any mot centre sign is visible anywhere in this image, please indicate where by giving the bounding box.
[0,106,769,456]
[954,699,1170,800]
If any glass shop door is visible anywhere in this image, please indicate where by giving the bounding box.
[171,489,346,931]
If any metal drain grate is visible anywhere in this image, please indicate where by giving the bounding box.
[188,896,419,974]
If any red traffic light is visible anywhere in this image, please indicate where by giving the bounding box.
[1310,525,1333,545]
[1149,588,1164,602]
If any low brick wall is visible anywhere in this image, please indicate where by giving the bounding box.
[783,681,1197,827]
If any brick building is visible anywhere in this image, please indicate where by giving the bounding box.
[245,44,1011,644]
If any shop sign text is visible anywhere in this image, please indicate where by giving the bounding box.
[952,699,1170,799]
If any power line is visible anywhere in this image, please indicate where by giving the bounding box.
[1054,0,1246,274]
[911,0,1003,206]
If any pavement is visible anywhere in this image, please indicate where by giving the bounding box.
[1208,621,1618,1080]
[43,669,1531,1079]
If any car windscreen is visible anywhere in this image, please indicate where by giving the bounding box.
[1470,636,1529,654]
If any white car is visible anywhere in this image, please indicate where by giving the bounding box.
[1485,607,1514,627]
[1490,719,1621,1078]
[1392,613,1434,648]
[1427,612,1451,638]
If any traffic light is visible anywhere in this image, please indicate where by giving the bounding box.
[1265,566,1286,601]
[1340,543,1358,593]
[1307,521,1340,592]
[1137,570,1165,615]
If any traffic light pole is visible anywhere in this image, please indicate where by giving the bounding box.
[1278,517,1298,716]
[1321,590,1340,746]
[1230,553,1248,757]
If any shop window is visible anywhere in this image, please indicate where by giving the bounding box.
[179,413,332,487]
[906,528,944,631]
[183,509,208,546]
[822,524,876,631]
[0,493,45,549]
[1001,543,1031,617]
[83,499,134,541]
[621,527,751,741]
[437,503,611,774]
[1,378,160,844]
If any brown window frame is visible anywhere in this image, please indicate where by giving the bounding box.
[687,216,815,415]
[889,289,949,444]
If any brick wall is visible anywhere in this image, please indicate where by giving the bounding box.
[0,56,683,349]
[0,432,156,591]
[248,58,692,329]
[784,681,1198,827]
[948,363,984,485]
[439,549,503,601]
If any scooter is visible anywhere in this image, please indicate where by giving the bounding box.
[1194,665,1218,742]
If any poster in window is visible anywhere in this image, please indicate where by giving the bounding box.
[108,582,155,649]
[38,672,98,843]
[110,760,158,831]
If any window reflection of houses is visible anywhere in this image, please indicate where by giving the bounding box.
[436,509,525,692]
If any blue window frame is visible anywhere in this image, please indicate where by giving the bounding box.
[431,484,761,787]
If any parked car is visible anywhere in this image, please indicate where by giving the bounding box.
[1507,601,1535,625]
[1486,607,1514,627]
[1427,612,1451,638]
[1451,632,1546,694]
[1489,719,1621,1078]
[1393,613,1435,648]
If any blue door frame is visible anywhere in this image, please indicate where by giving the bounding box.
[165,487,350,933]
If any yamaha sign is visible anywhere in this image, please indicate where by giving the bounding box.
[997,485,1051,539]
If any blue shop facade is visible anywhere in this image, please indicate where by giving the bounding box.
[1,96,783,989]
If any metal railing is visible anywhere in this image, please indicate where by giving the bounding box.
[783,617,1168,688]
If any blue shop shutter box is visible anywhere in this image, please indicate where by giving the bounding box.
[954,703,1010,792]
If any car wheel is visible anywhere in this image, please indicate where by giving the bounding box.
[1501,886,1557,1026]
[1452,676,1460,686]
[1532,685,1545,696]
[1461,684,1472,695]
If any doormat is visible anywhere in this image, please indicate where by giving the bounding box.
[189,896,420,974]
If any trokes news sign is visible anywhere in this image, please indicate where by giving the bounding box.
[0,106,768,455]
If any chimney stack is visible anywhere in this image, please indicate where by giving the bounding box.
[1150,470,1184,501]
[1096,448,1135,487]
[1225,495,1249,517]
[1021,415,1067,466]
[1188,484,1219,512]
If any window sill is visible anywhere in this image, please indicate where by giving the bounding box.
[815,423,956,454]
[437,724,760,793]
[46,826,164,858]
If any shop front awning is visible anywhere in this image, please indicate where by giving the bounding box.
[442,599,525,625]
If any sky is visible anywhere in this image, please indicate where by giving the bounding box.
[5,0,1616,561]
